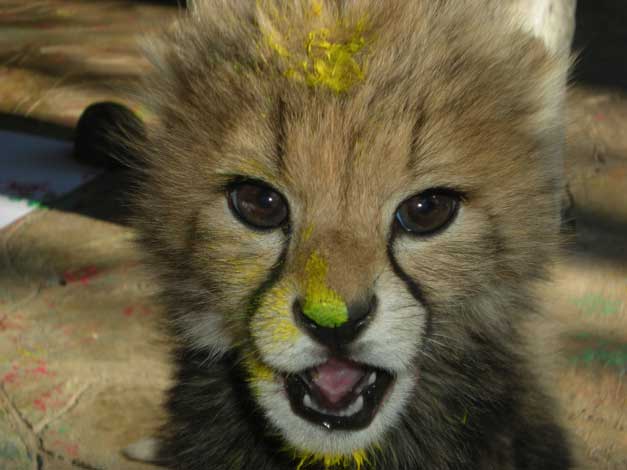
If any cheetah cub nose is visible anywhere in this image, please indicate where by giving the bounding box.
[293,296,377,349]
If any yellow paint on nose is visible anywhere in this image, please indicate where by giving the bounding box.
[302,251,348,328]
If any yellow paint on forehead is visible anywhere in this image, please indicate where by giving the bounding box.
[266,32,290,58]
[260,2,368,93]
[301,26,366,93]
[301,223,314,242]
[302,251,348,328]
[310,0,322,17]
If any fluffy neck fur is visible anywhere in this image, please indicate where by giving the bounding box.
[159,329,572,470]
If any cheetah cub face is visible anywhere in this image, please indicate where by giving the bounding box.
[132,0,574,467]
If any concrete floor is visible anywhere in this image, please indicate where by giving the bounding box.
[1,1,626,469]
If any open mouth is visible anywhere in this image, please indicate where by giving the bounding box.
[285,357,395,430]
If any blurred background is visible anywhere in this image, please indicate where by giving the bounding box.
[0,1,625,469]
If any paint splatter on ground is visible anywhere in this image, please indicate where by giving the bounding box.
[1,0,627,469]
[0,211,169,470]
[565,333,627,373]
[572,292,623,317]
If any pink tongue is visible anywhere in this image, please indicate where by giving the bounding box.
[311,358,366,405]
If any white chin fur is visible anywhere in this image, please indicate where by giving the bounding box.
[123,437,161,463]
[254,373,416,455]
[250,268,426,453]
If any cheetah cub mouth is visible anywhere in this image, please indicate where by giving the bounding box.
[285,358,395,430]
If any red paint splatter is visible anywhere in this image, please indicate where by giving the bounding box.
[594,112,606,121]
[122,305,153,317]
[33,398,47,411]
[0,314,23,332]
[29,360,54,377]
[58,325,75,336]
[2,365,19,384]
[62,266,101,285]
[51,440,79,458]
[2,372,17,384]
[32,384,65,412]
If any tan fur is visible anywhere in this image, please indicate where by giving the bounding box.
[131,1,577,468]
[136,0,569,344]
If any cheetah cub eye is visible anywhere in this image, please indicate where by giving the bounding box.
[228,180,289,230]
[395,189,461,235]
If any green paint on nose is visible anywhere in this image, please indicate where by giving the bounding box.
[302,299,348,328]
[302,251,348,328]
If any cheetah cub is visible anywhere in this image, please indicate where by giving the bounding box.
[128,1,580,468]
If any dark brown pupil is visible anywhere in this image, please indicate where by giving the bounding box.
[396,191,457,234]
[230,183,287,229]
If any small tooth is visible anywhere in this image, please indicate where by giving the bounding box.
[354,394,364,412]
[368,372,376,386]
[305,395,325,414]
[340,395,364,417]
[303,394,364,417]
[304,394,313,409]
[344,395,364,416]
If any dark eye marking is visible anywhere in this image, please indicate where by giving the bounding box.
[227,180,289,230]
[395,188,461,236]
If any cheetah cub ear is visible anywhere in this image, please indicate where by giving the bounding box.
[504,0,577,56]
[495,0,577,139]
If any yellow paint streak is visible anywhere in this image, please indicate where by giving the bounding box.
[230,158,277,181]
[260,2,369,93]
[18,348,46,359]
[303,251,348,328]
[310,0,322,17]
[244,354,275,383]
[254,281,301,347]
[266,33,290,58]
[294,449,369,470]
[301,25,366,93]
[302,224,314,242]
[223,257,268,285]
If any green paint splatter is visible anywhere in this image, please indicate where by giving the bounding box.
[302,301,348,328]
[7,196,47,209]
[572,293,622,317]
[303,251,348,328]
[569,338,627,374]
[56,424,69,435]
[0,441,24,461]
